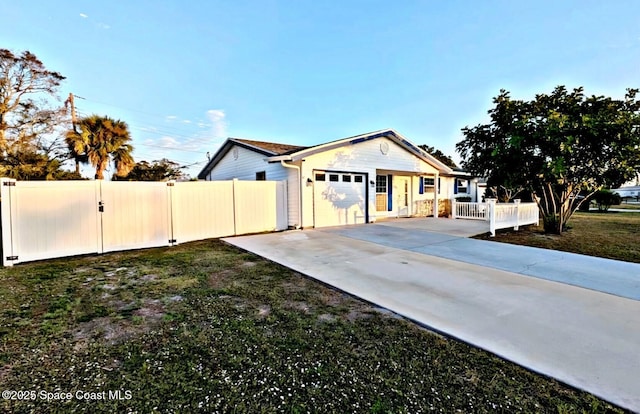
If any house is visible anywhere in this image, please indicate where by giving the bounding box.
[198,129,478,228]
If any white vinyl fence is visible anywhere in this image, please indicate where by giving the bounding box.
[453,198,539,236]
[1,178,288,266]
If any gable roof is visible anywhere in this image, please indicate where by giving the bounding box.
[232,138,307,156]
[268,129,455,174]
[197,129,457,179]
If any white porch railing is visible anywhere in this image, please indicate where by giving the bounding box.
[452,200,487,220]
[452,199,539,236]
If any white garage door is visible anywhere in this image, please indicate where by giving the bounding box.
[313,171,367,228]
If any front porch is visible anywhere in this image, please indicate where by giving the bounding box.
[373,170,441,220]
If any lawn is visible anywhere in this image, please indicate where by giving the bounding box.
[0,240,625,413]
[475,211,640,263]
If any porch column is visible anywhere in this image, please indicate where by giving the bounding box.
[433,173,439,218]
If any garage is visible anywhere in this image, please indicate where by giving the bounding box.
[313,171,367,228]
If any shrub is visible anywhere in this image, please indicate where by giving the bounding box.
[592,190,621,212]
[455,196,472,202]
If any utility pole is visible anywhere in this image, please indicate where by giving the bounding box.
[65,92,77,131]
[65,93,85,175]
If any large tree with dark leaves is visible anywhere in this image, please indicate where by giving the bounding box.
[114,158,187,181]
[0,49,71,179]
[418,145,457,168]
[457,86,640,234]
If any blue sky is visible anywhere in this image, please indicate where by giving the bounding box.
[3,1,640,177]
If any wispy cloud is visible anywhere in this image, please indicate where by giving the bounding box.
[166,115,177,121]
[207,109,227,138]
[78,12,110,30]
[182,119,192,124]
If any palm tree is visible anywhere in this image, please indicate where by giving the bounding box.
[66,115,135,179]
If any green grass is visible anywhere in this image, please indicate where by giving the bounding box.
[0,240,626,413]
[475,211,640,263]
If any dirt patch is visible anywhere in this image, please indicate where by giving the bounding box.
[209,269,234,289]
[284,301,310,313]
[134,299,165,320]
[241,261,258,268]
[317,313,336,323]
[319,290,349,306]
[256,304,271,318]
[140,274,158,282]
[73,317,144,350]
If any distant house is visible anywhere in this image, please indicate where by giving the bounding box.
[198,129,478,228]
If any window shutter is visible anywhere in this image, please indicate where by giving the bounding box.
[387,175,393,211]
[419,177,424,194]
[454,179,458,194]
[437,177,440,194]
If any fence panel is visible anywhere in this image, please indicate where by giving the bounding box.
[454,201,487,220]
[489,200,539,236]
[1,179,101,266]
[1,179,289,266]
[171,181,236,243]
[234,180,288,234]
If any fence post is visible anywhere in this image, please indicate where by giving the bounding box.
[451,198,457,219]
[232,178,238,235]
[513,199,521,231]
[1,178,17,267]
[487,198,497,237]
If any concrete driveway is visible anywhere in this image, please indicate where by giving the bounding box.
[224,218,640,412]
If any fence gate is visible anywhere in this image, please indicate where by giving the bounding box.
[99,181,171,253]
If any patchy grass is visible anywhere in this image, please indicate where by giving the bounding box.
[0,240,626,413]
[475,211,640,263]
[607,203,640,210]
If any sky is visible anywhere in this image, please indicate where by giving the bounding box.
[3,0,640,178]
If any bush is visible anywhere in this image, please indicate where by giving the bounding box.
[592,190,621,212]
[577,195,591,211]
[455,196,472,202]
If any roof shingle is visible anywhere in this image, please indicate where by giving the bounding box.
[232,138,307,155]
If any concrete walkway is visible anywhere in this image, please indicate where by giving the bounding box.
[224,219,640,411]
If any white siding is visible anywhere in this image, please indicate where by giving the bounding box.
[209,145,287,181]
[300,137,440,227]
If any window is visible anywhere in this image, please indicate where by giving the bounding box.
[354,175,363,183]
[329,174,339,182]
[315,173,325,181]
[423,177,435,193]
[375,175,387,193]
[456,178,468,194]
[375,175,388,211]
[256,171,266,181]
[342,175,351,182]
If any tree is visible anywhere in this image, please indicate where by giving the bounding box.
[457,86,640,234]
[591,190,622,212]
[418,144,457,168]
[66,115,135,179]
[114,158,187,181]
[0,48,72,178]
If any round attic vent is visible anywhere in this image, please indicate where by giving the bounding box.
[232,147,239,160]
[380,142,389,155]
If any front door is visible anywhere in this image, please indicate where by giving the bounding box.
[395,177,410,217]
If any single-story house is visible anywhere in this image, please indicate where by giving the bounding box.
[198,129,478,228]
